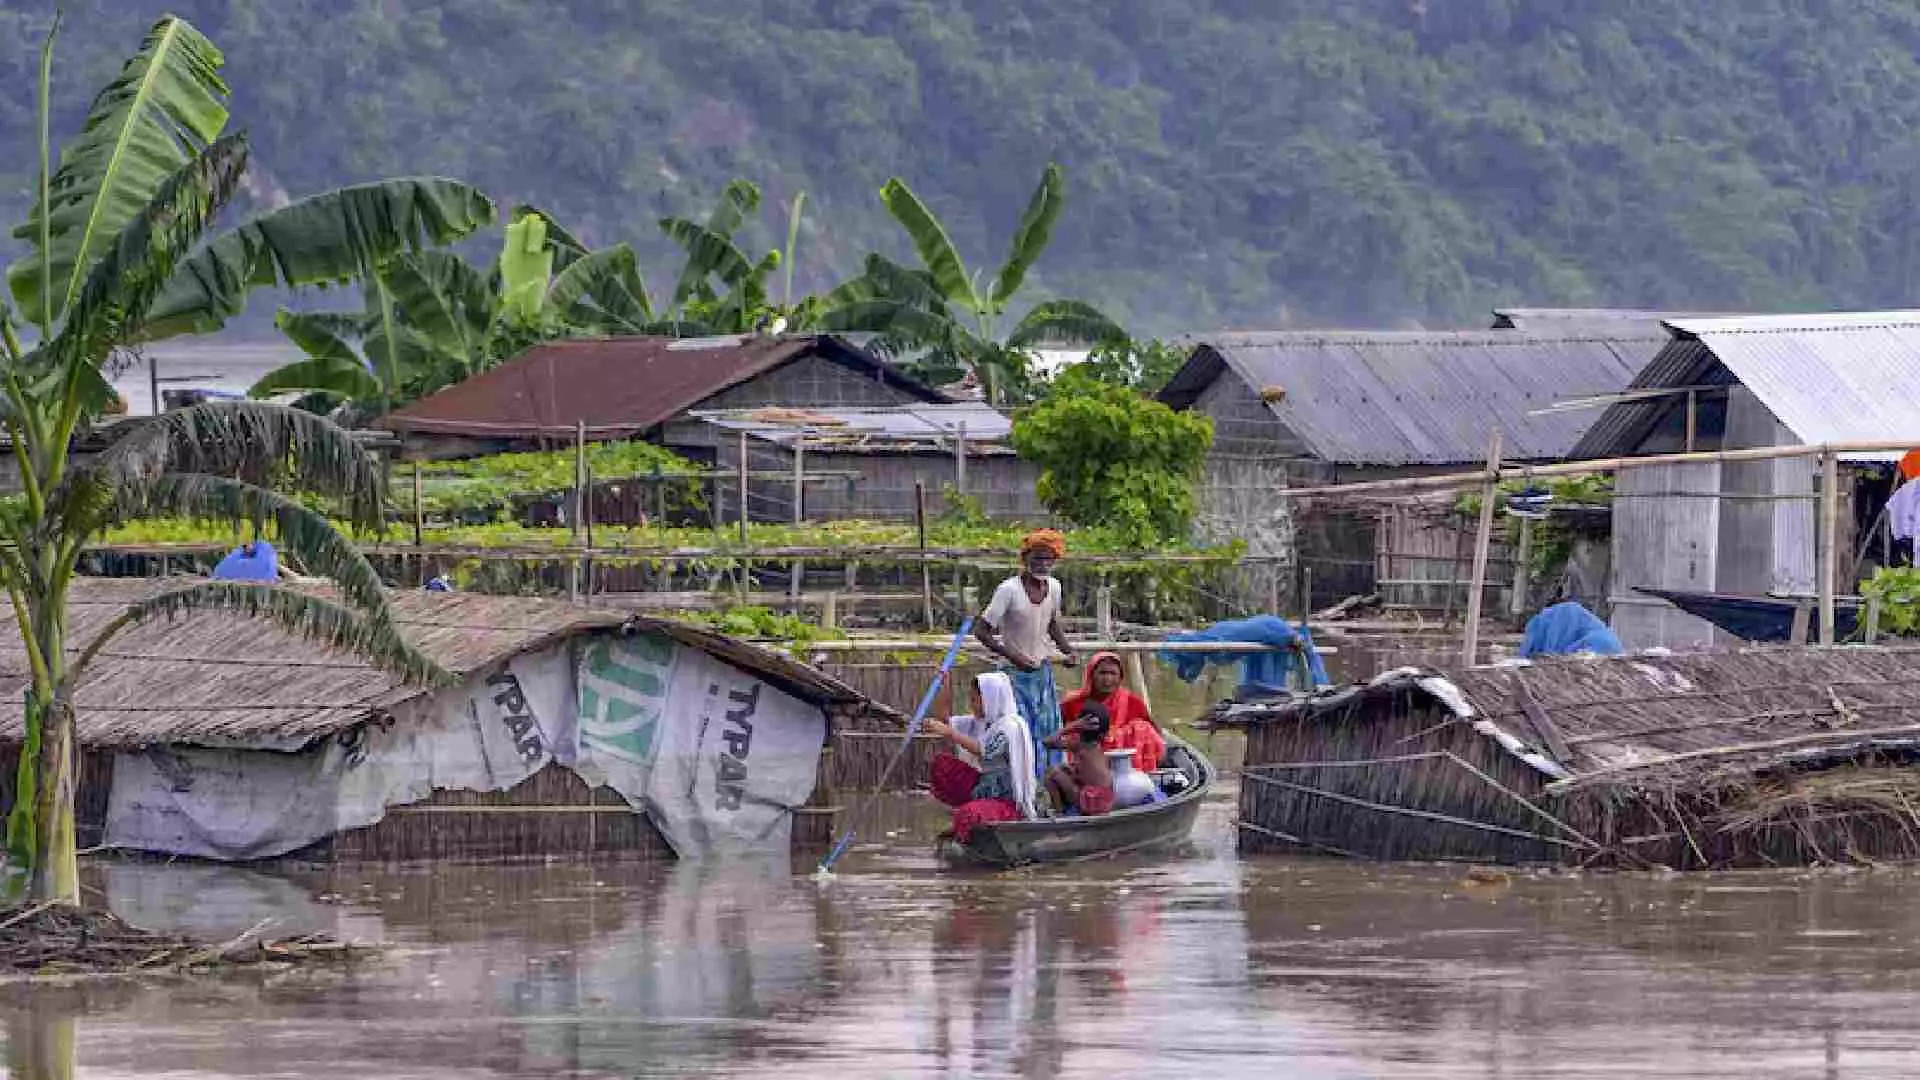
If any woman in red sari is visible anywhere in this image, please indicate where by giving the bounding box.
[1059,652,1164,772]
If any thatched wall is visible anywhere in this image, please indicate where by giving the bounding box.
[1226,647,1920,869]
[296,763,673,862]
[1234,682,1574,863]
[817,660,1001,792]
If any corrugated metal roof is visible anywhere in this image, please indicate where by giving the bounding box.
[691,402,1011,448]
[379,334,945,439]
[1491,308,1714,331]
[1573,311,1920,459]
[1167,330,1664,465]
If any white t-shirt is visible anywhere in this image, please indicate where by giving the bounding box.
[982,575,1062,663]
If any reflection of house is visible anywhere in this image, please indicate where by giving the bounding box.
[1570,312,1920,649]
[0,580,894,862]
[1158,329,1665,610]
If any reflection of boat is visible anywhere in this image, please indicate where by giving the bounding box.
[1634,587,1861,642]
[937,736,1215,869]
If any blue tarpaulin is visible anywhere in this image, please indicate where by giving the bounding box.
[1519,602,1624,658]
[213,541,279,582]
[1159,615,1330,696]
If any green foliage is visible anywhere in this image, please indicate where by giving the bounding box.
[411,441,702,518]
[1860,566,1920,638]
[1010,368,1213,546]
[21,1,1920,333]
[1,15,459,899]
[670,605,845,651]
[1070,339,1192,394]
[824,164,1125,403]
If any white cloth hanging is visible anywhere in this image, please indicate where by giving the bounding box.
[1889,479,1920,541]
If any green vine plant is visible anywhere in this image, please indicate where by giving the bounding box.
[1859,566,1920,639]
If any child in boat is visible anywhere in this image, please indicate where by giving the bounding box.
[1044,701,1115,816]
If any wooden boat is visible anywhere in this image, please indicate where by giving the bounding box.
[936,735,1216,869]
[1635,586,1861,642]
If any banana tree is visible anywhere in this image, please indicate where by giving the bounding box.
[822,164,1127,402]
[1,15,476,902]
[659,181,820,334]
[255,208,672,414]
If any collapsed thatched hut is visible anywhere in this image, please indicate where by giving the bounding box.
[0,579,897,863]
[1215,647,1920,869]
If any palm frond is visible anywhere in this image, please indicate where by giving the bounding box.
[877,177,973,308]
[140,177,496,339]
[84,582,447,687]
[991,163,1065,308]
[109,471,391,614]
[1006,299,1128,348]
[90,401,385,529]
[549,244,653,331]
[47,134,249,378]
[6,15,229,331]
[247,355,379,402]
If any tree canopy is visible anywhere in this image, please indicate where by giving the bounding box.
[6,1,1919,333]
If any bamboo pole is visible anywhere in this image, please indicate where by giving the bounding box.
[1462,431,1503,667]
[915,481,933,630]
[1508,515,1534,620]
[1684,390,1698,452]
[953,421,967,495]
[1820,449,1839,645]
[792,441,805,523]
[806,639,1336,655]
[571,420,586,603]
[411,461,424,548]
[1284,439,1920,500]
[736,429,750,545]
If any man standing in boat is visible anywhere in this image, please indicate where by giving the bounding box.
[976,530,1076,774]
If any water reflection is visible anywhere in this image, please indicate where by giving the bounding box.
[10,793,1920,1077]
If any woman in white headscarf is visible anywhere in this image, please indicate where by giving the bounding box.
[925,672,1041,839]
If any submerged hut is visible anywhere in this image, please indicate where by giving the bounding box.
[0,579,896,863]
[1218,647,1920,869]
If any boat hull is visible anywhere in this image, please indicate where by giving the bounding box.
[937,737,1215,870]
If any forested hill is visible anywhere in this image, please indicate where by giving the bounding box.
[6,1,1920,334]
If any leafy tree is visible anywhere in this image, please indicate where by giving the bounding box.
[825,164,1125,403]
[1069,338,1193,394]
[0,14,473,903]
[1009,368,1213,546]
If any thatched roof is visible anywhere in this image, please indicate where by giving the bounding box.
[1214,647,1920,794]
[0,577,887,750]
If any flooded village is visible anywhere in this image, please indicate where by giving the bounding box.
[12,6,1920,1080]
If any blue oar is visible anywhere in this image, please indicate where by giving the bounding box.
[816,616,975,874]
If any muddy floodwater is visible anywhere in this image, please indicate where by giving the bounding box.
[10,774,1920,1079]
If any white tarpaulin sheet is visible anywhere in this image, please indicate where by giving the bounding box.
[103,633,826,861]
[104,643,578,861]
[574,633,826,857]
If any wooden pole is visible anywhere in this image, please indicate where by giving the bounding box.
[1441,513,1470,629]
[571,420,586,603]
[411,461,424,548]
[792,440,805,523]
[737,429,750,545]
[1125,652,1153,717]
[1095,581,1114,638]
[1284,439,1920,501]
[652,464,665,525]
[1820,450,1839,645]
[1461,431,1504,667]
[915,481,934,630]
[1684,390,1698,453]
[1508,515,1534,621]
[953,421,967,495]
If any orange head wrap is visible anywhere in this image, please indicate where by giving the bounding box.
[1020,529,1067,560]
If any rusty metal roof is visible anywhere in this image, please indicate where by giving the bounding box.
[1572,311,1920,459]
[1161,330,1665,466]
[379,334,945,439]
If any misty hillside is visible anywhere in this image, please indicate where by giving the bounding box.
[5,0,1920,335]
